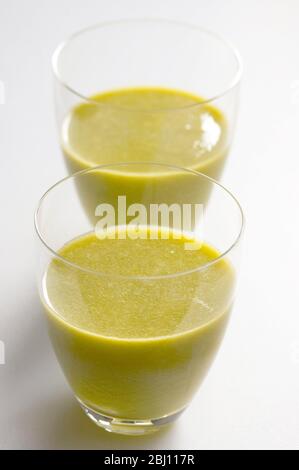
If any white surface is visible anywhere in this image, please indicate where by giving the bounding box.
[0,0,299,450]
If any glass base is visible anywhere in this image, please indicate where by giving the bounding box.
[77,398,185,435]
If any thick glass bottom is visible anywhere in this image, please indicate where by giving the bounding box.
[77,398,185,435]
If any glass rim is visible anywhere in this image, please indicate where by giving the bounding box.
[34,162,244,280]
[52,18,243,112]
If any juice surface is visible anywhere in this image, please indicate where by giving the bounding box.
[62,87,228,180]
[43,228,234,419]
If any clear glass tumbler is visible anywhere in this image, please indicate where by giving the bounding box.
[35,162,243,435]
[52,19,242,180]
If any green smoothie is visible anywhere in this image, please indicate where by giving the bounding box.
[61,88,229,223]
[43,227,234,420]
[62,87,228,179]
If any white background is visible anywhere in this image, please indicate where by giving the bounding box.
[0,0,299,450]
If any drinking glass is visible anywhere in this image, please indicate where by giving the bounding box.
[52,19,242,180]
[35,162,244,435]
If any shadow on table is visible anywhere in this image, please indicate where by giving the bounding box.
[16,393,180,450]
[3,294,52,391]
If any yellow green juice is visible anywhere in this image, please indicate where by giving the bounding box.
[43,227,234,420]
[62,87,228,175]
[61,88,229,220]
